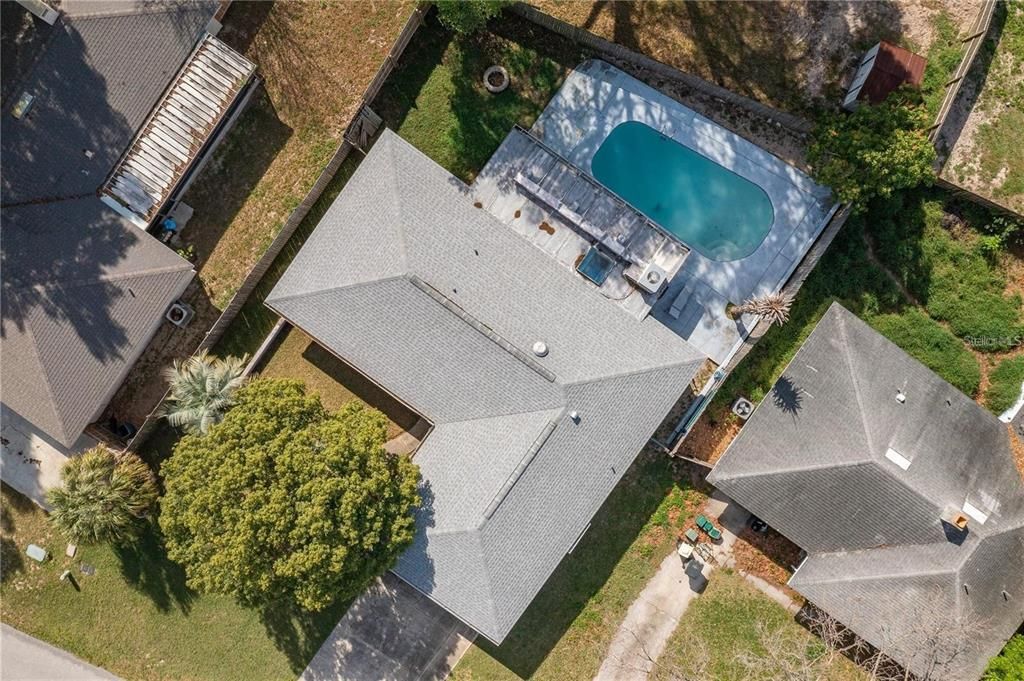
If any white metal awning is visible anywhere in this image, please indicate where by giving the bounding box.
[102,34,256,223]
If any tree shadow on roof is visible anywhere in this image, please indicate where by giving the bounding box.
[772,375,804,417]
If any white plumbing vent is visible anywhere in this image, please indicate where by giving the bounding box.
[532,341,548,357]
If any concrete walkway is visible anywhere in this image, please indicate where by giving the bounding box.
[299,573,474,681]
[0,624,120,681]
[594,491,750,680]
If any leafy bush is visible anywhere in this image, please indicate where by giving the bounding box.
[985,356,1024,415]
[808,93,936,210]
[866,190,1024,351]
[868,309,981,396]
[47,447,159,544]
[435,0,508,34]
[160,379,420,610]
[984,634,1024,680]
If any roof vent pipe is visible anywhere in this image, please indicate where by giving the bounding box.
[896,390,906,404]
[533,341,548,357]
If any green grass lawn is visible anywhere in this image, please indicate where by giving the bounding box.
[0,483,348,681]
[452,452,707,681]
[985,356,1024,414]
[920,12,964,118]
[652,571,866,681]
[258,326,419,440]
[371,11,587,182]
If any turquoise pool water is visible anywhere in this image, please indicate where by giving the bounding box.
[591,121,774,262]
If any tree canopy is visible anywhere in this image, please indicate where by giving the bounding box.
[808,93,936,211]
[47,447,159,544]
[435,0,508,34]
[159,379,420,611]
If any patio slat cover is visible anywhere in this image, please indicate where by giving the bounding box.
[102,34,255,223]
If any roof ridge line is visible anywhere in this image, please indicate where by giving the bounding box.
[66,5,206,22]
[433,404,564,428]
[265,275,407,308]
[794,551,959,588]
[564,355,705,388]
[408,275,557,383]
[25,260,195,293]
[3,297,68,444]
[713,453,875,483]
[836,305,878,457]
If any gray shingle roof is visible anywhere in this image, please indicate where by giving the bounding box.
[1,1,211,446]
[709,303,1024,681]
[1,198,194,446]
[267,129,706,642]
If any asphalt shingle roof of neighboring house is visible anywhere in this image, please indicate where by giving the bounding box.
[267,129,707,642]
[709,303,1024,681]
[1,1,213,446]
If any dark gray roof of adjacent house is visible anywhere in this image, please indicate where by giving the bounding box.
[0,1,212,446]
[267,129,706,643]
[709,303,1024,681]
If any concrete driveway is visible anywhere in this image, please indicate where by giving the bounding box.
[299,573,474,681]
[1,624,120,681]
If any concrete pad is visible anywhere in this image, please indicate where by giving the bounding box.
[299,573,474,681]
[1,624,120,680]
[0,409,95,508]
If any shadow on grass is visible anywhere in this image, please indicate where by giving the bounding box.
[259,596,355,674]
[300,340,421,432]
[114,522,195,615]
[472,451,701,678]
[180,85,293,274]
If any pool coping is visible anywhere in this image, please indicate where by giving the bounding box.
[531,59,833,306]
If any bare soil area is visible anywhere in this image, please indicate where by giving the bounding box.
[528,0,976,114]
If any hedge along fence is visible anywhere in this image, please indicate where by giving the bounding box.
[124,4,430,453]
[509,2,813,135]
[928,0,997,146]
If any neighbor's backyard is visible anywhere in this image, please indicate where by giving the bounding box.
[104,0,416,426]
[681,186,1024,478]
[943,0,1024,213]
[527,0,977,115]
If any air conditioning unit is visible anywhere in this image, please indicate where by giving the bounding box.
[166,301,195,328]
[732,396,754,420]
[634,261,668,294]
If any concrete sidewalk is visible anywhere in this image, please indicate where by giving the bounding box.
[1,624,120,681]
[594,491,751,680]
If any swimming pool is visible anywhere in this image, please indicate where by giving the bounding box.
[591,122,774,262]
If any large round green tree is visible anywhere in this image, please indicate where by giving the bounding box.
[159,379,420,610]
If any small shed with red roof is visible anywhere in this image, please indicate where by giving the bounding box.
[843,41,927,110]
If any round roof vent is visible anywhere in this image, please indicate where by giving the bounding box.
[532,341,549,357]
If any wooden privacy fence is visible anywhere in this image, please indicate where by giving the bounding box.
[125,3,429,452]
[509,2,813,135]
[929,0,997,144]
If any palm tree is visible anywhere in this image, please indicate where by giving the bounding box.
[731,292,794,327]
[47,447,158,544]
[159,350,247,435]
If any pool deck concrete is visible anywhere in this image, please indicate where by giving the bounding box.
[476,60,834,364]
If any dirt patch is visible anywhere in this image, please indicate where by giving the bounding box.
[732,526,803,592]
[529,0,975,114]
[1008,425,1024,482]
[675,405,742,465]
[539,220,555,234]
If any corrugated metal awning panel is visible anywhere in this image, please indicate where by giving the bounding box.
[102,34,256,222]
